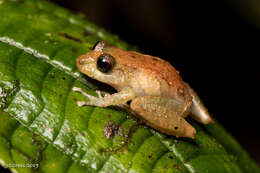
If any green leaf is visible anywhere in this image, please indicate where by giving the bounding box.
[0,0,259,173]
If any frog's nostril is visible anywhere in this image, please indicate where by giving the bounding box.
[78,59,85,65]
[78,57,90,66]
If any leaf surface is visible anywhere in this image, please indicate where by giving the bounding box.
[0,0,259,173]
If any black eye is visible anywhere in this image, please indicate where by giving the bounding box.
[97,54,115,73]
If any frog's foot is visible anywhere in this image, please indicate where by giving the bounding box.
[95,90,111,98]
[76,100,104,107]
[72,87,93,98]
[72,87,107,107]
[76,101,88,107]
[96,90,103,98]
[72,86,136,107]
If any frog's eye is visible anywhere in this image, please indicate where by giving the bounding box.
[97,53,115,73]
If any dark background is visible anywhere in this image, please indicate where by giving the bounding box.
[51,0,260,163]
[1,0,259,172]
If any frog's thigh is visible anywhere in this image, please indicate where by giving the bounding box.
[130,96,196,138]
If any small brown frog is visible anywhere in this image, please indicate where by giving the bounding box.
[73,41,213,139]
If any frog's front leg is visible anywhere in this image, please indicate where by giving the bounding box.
[130,96,196,138]
[72,86,136,107]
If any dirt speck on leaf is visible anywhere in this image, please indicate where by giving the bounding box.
[59,33,82,43]
[174,164,182,170]
[168,155,173,159]
[104,122,124,139]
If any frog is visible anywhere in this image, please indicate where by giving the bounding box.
[72,41,213,139]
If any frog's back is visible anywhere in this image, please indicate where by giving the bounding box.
[105,47,191,101]
[106,47,180,87]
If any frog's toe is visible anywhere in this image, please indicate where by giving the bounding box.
[72,86,81,92]
[73,86,95,99]
[96,90,103,98]
[77,101,88,107]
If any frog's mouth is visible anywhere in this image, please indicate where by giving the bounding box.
[84,73,118,96]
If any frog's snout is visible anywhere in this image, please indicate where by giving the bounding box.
[76,57,86,74]
[76,56,86,72]
[77,55,94,68]
[77,57,85,66]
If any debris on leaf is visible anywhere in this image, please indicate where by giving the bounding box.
[104,122,124,139]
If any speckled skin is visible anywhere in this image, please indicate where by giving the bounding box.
[78,47,190,99]
[75,42,213,138]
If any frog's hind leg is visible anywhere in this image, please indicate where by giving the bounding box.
[185,83,214,124]
[130,96,196,139]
